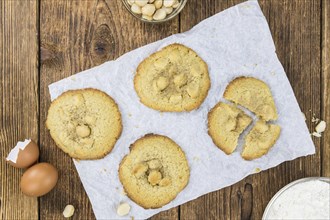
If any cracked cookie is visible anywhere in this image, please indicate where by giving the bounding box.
[46,88,122,160]
[223,77,278,121]
[134,43,210,112]
[119,134,190,209]
[241,120,281,160]
[208,102,252,154]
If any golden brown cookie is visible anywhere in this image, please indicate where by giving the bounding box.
[208,102,252,154]
[134,43,210,112]
[119,134,190,209]
[241,120,281,160]
[46,88,122,160]
[223,77,278,121]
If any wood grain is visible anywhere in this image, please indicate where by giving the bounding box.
[322,0,330,177]
[179,0,322,219]
[39,1,179,219]
[0,0,39,219]
[0,0,326,219]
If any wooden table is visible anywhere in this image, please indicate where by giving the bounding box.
[1,0,329,219]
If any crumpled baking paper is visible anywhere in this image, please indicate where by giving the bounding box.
[48,1,315,219]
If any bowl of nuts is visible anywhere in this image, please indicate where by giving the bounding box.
[122,0,187,23]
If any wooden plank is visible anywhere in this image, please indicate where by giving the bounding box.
[0,0,39,219]
[179,0,322,219]
[322,0,330,177]
[39,0,179,219]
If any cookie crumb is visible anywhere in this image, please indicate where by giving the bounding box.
[254,168,261,173]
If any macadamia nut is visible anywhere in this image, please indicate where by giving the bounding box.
[142,4,156,16]
[76,125,91,138]
[117,203,131,216]
[153,8,167,20]
[131,3,142,14]
[148,170,162,185]
[63,205,75,218]
[132,162,148,178]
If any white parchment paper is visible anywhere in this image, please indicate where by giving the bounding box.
[48,1,315,219]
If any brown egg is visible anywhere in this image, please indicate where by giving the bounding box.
[20,162,58,197]
[7,140,39,168]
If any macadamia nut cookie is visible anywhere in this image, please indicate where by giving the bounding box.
[119,134,190,209]
[223,77,278,121]
[46,89,122,159]
[208,102,252,154]
[134,43,210,112]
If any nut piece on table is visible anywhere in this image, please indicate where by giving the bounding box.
[315,120,326,133]
[117,203,131,216]
[63,205,75,218]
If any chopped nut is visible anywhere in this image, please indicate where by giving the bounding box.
[148,170,162,185]
[148,0,155,3]
[117,203,131,216]
[135,0,148,7]
[315,120,326,133]
[132,162,148,178]
[169,94,182,104]
[312,132,322,138]
[142,4,156,16]
[131,4,142,14]
[186,85,199,99]
[312,116,320,123]
[148,159,162,169]
[153,8,167,20]
[163,0,175,7]
[159,177,171,187]
[76,125,91,138]
[301,112,306,121]
[156,76,169,91]
[154,0,163,9]
[173,73,187,87]
[190,66,201,78]
[63,205,75,218]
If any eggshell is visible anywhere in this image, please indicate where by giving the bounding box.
[20,163,58,197]
[7,140,39,168]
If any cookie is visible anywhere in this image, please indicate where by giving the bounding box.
[46,88,122,160]
[241,120,281,160]
[223,77,278,121]
[134,43,210,112]
[208,102,252,154]
[119,134,190,209]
